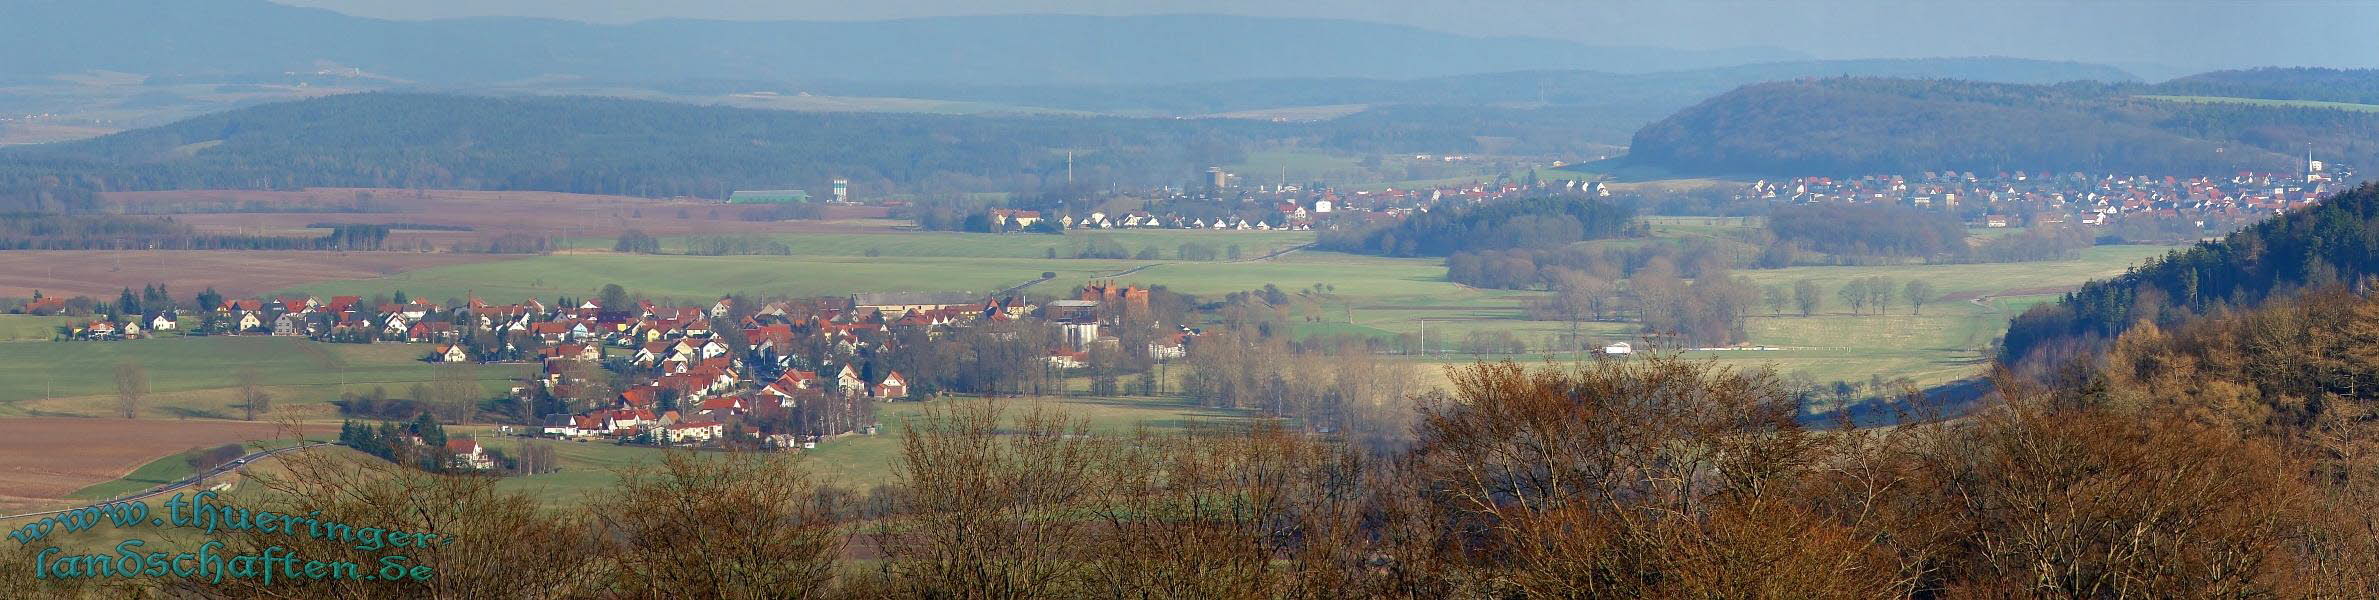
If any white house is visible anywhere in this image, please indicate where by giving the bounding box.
[431,344,471,363]
[538,415,581,437]
[446,439,496,470]
[664,421,724,444]
[1045,351,1088,369]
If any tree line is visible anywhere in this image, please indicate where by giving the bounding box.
[0,213,408,251]
[1766,203,1967,259]
[1319,195,1638,257]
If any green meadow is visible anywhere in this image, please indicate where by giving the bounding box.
[282,230,1317,304]
[0,336,529,418]
[489,394,1256,503]
[0,314,79,341]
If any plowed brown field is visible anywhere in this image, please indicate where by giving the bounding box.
[0,418,321,513]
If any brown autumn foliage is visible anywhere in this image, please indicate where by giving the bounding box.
[1403,358,1902,598]
[590,451,843,600]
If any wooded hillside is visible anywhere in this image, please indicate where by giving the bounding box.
[1627,76,2379,176]
[2003,182,2379,366]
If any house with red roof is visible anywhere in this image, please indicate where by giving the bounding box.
[429,344,471,363]
[871,371,909,399]
[618,386,663,409]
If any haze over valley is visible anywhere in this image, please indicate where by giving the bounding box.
[6,1,2379,597]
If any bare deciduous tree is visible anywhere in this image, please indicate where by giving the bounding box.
[237,365,270,421]
[113,360,146,419]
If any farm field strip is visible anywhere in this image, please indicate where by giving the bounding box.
[0,418,322,513]
[0,250,507,300]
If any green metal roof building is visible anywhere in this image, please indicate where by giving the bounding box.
[728,189,811,204]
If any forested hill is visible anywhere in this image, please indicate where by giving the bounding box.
[2002,182,2379,367]
[0,93,1307,202]
[1625,77,2379,177]
[2154,67,2379,106]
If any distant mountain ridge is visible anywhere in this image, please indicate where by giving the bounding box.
[3,0,1809,85]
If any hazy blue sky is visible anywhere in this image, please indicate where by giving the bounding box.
[270,1,2379,73]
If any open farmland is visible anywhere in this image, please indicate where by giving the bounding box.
[102,188,896,249]
[0,250,502,299]
[562,229,1315,259]
[1425,245,2168,387]
[260,224,2171,392]
[276,254,1143,304]
[0,336,531,418]
[0,418,320,513]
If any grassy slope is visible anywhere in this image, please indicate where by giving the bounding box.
[0,315,78,341]
[64,451,197,500]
